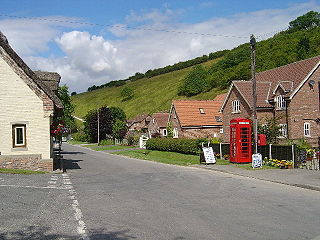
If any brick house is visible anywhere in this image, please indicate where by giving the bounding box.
[220,56,320,147]
[127,114,152,135]
[0,31,63,171]
[168,94,226,139]
[147,112,169,137]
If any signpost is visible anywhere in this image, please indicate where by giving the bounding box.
[202,143,216,164]
[252,153,262,168]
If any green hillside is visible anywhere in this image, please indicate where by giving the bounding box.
[71,12,320,120]
[72,58,225,119]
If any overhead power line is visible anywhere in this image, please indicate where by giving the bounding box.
[0,13,284,39]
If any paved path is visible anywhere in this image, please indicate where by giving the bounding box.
[1,143,320,240]
[194,163,320,191]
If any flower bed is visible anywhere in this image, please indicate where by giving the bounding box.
[263,158,293,169]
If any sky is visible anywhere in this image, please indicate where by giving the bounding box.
[0,0,319,93]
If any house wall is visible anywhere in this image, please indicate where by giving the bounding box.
[0,56,53,170]
[169,107,182,137]
[222,87,273,143]
[180,127,222,139]
[288,66,320,147]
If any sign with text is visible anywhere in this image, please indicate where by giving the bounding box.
[203,147,216,164]
[252,153,263,168]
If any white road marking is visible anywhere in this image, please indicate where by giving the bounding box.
[63,174,90,240]
[0,184,67,189]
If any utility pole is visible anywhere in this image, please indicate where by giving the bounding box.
[97,108,100,144]
[250,34,258,154]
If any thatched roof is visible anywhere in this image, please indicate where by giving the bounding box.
[34,71,61,92]
[0,31,62,109]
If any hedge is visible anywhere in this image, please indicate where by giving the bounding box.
[146,138,208,155]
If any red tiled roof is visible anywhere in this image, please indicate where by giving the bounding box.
[256,56,320,97]
[152,113,169,128]
[222,56,320,110]
[173,100,223,127]
[233,81,272,108]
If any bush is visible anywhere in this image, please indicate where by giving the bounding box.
[72,131,88,142]
[126,131,140,146]
[98,139,114,146]
[146,138,208,155]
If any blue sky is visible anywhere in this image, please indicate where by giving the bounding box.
[0,0,319,92]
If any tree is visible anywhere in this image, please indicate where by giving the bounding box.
[56,85,75,130]
[112,119,127,142]
[120,86,134,101]
[109,107,126,122]
[166,121,174,138]
[296,36,310,60]
[258,116,282,144]
[84,107,113,143]
[178,65,209,96]
[289,11,320,31]
[71,91,77,96]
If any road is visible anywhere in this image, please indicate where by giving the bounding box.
[1,143,320,240]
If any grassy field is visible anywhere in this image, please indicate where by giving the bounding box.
[71,58,227,119]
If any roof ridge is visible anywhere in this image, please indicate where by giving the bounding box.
[0,31,62,108]
[256,55,320,75]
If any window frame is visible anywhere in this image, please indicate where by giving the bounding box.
[278,124,287,138]
[275,95,286,110]
[232,100,240,113]
[163,129,168,136]
[304,122,311,137]
[12,124,27,148]
[173,128,179,138]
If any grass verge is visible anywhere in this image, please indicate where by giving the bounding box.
[0,168,46,174]
[93,145,136,151]
[113,149,199,166]
[113,149,278,170]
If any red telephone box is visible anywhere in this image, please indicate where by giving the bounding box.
[230,118,252,163]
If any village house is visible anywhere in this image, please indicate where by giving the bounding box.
[168,94,226,139]
[147,112,169,138]
[221,56,320,147]
[127,114,152,135]
[0,31,63,171]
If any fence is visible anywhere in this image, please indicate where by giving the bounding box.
[209,143,294,161]
[208,143,319,170]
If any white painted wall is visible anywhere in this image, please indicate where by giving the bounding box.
[0,56,52,159]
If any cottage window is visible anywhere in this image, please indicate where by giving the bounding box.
[275,95,286,110]
[163,129,168,136]
[199,108,205,114]
[304,122,311,137]
[278,124,287,138]
[220,128,224,134]
[13,124,26,148]
[173,128,179,138]
[232,100,240,113]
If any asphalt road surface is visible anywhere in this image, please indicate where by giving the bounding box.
[1,143,320,240]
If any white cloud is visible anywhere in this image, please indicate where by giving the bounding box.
[1,1,320,93]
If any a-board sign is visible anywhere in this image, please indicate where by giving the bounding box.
[252,153,263,168]
[203,147,216,164]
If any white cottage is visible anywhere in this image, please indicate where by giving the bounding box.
[0,31,63,171]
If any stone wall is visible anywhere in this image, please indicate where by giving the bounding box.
[0,154,53,171]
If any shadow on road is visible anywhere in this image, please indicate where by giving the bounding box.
[63,158,83,170]
[0,226,137,240]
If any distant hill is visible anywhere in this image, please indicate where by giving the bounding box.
[71,13,320,120]
[72,59,225,119]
